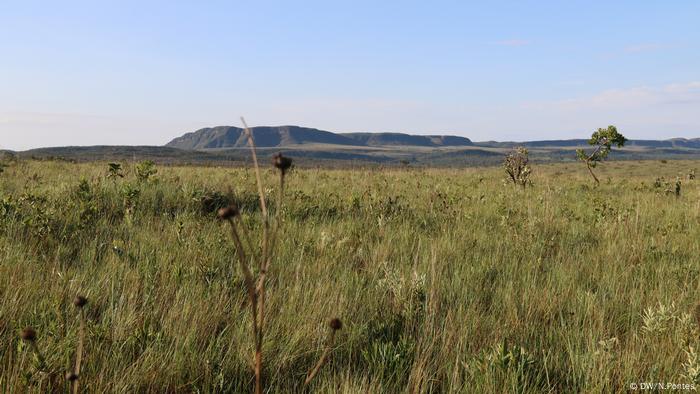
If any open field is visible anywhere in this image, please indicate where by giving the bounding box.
[1,158,700,392]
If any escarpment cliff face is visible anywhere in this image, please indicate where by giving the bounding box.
[166,125,473,149]
[168,125,700,151]
[166,126,357,149]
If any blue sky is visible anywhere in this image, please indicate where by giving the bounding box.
[1,1,699,150]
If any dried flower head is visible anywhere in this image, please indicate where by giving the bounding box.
[217,205,239,220]
[272,153,293,174]
[66,372,79,381]
[73,295,88,308]
[329,318,342,331]
[20,327,37,342]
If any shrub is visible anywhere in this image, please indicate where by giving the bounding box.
[120,183,141,215]
[106,162,124,179]
[135,160,157,182]
[503,147,532,187]
[653,177,682,197]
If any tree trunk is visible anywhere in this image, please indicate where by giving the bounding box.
[586,161,600,185]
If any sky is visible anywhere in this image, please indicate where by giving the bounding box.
[1,1,699,150]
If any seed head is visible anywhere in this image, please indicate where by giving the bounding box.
[694,303,700,329]
[66,372,79,381]
[217,205,239,220]
[73,295,88,308]
[20,327,37,342]
[329,318,342,331]
[272,153,293,174]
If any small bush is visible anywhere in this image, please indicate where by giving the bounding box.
[107,162,124,179]
[135,160,157,182]
[653,177,681,197]
[503,147,532,187]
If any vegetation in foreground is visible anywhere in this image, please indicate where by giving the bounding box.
[1,157,699,392]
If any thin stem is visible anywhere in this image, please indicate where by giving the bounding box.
[235,214,255,258]
[240,117,268,218]
[226,219,258,338]
[586,143,603,162]
[72,309,85,394]
[270,173,284,250]
[241,118,270,279]
[240,117,269,394]
[254,350,262,394]
[256,172,284,294]
[586,160,600,185]
[581,141,605,185]
[304,331,337,385]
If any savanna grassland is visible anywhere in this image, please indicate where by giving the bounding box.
[1,158,700,393]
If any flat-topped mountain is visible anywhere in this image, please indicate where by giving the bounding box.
[340,132,473,147]
[166,125,700,151]
[166,126,356,149]
[166,125,473,149]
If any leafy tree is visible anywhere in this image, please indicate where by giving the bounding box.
[503,147,532,187]
[576,125,626,184]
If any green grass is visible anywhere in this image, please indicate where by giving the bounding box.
[1,158,699,392]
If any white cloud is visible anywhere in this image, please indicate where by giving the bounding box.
[523,82,700,110]
[515,82,700,139]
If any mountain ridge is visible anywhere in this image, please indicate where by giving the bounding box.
[166,125,700,150]
[166,125,474,149]
[5,126,700,167]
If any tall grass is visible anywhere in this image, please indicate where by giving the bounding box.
[0,158,699,392]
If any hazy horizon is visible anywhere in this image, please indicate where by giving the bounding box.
[5,123,700,152]
[2,1,699,150]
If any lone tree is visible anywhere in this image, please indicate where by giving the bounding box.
[576,125,627,184]
[503,147,532,187]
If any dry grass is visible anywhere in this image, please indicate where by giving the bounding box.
[1,157,699,392]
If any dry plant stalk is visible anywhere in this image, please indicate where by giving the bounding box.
[220,118,340,392]
[218,118,292,394]
[305,318,343,385]
[68,295,88,394]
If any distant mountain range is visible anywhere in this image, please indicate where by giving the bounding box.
[166,125,700,150]
[5,125,700,166]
